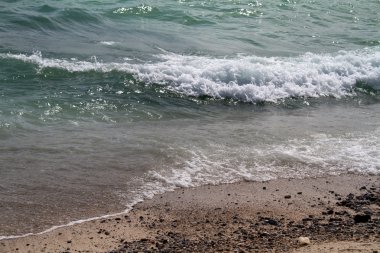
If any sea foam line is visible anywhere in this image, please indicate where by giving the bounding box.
[0,180,175,241]
[0,211,129,241]
[1,48,380,102]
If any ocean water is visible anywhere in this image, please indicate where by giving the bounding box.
[0,0,379,237]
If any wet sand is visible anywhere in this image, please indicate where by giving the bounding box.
[0,174,379,253]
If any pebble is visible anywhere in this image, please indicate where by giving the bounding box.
[297,237,310,246]
[354,214,371,223]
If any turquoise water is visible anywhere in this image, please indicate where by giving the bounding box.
[0,0,379,237]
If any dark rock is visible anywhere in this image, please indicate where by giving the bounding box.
[266,219,279,226]
[259,232,269,237]
[354,214,371,223]
[329,217,342,222]
[284,195,291,199]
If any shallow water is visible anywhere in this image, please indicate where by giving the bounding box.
[0,0,379,237]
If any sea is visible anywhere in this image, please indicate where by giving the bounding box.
[0,0,379,238]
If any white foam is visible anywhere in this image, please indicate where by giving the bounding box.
[1,48,379,102]
[99,41,118,46]
[0,177,179,241]
[0,187,154,241]
[149,128,380,189]
[0,210,128,241]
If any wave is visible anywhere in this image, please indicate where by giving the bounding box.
[1,48,380,103]
[150,127,380,188]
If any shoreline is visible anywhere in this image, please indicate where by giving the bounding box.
[0,174,379,253]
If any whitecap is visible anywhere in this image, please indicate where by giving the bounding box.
[1,47,379,103]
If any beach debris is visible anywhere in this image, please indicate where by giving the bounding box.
[297,236,310,246]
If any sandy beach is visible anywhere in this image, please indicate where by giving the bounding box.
[0,174,379,253]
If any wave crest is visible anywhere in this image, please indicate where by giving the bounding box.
[1,48,379,102]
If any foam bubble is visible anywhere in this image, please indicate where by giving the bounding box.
[99,41,118,46]
[149,128,380,190]
[1,48,380,102]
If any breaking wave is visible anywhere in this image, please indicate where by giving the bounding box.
[1,48,379,102]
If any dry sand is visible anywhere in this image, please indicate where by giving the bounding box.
[0,174,379,253]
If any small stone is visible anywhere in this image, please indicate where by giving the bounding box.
[298,237,310,246]
[354,214,371,223]
[266,219,279,226]
[284,195,291,199]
